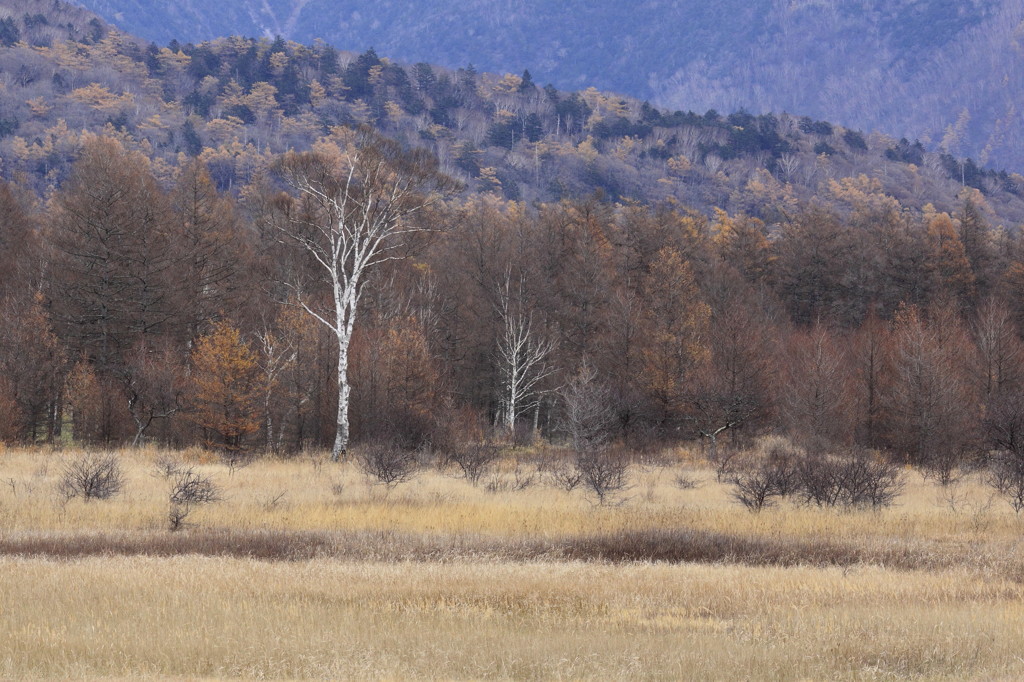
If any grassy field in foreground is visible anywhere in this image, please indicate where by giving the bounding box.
[4,557,1024,680]
[2,444,1024,679]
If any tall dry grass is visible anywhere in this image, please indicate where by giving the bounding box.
[3,556,1024,680]
[0,444,1021,563]
[2,443,1024,678]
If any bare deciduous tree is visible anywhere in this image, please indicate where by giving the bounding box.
[559,360,615,452]
[886,305,979,483]
[495,271,555,435]
[122,340,184,447]
[557,361,628,504]
[270,127,456,460]
[984,388,1024,512]
[254,323,297,454]
[973,298,1023,398]
[781,323,852,449]
[690,301,775,461]
[849,311,890,448]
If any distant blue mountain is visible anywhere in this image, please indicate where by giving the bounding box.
[69,0,1024,170]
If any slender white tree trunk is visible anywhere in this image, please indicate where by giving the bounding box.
[272,137,454,462]
[504,362,518,433]
[331,273,360,461]
[496,297,554,436]
[333,334,351,461]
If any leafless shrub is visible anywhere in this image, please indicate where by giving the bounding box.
[671,471,696,485]
[731,469,781,511]
[576,448,630,505]
[937,479,971,513]
[731,447,902,512]
[919,450,964,487]
[988,451,1024,512]
[330,480,345,497]
[57,453,125,502]
[838,450,905,508]
[167,467,221,531]
[547,457,584,491]
[766,446,800,496]
[170,468,221,506]
[447,442,501,484]
[729,447,797,512]
[357,442,420,488]
[674,471,701,490]
[152,453,184,479]
[793,453,844,507]
[484,463,537,493]
[795,449,903,509]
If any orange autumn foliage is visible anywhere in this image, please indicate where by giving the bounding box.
[187,322,261,451]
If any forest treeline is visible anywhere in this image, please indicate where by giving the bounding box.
[2,4,1024,479]
[3,129,1024,483]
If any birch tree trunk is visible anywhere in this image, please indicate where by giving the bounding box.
[333,322,352,459]
[269,127,456,461]
[495,271,555,436]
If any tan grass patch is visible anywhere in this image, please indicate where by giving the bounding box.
[3,446,1024,678]
[2,557,1023,680]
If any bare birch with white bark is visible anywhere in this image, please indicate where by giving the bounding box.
[270,128,455,461]
[494,271,555,434]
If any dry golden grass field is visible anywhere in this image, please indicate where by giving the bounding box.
[2,442,1024,680]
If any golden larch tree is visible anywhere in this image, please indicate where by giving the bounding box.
[188,322,261,452]
[638,247,710,426]
[924,210,975,304]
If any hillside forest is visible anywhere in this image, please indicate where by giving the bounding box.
[1,7,1024,481]
[66,0,1024,172]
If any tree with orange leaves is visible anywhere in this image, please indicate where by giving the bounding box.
[638,247,710,427]
[0,295,66,442]
[187,322,261,453]
[924,209,974,305]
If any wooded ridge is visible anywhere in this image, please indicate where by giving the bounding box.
[65,0,1024,171]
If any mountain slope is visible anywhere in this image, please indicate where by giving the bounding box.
[2,1,1024,228]
[67,0,1024,172]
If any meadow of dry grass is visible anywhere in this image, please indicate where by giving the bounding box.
[2,443,1024,679]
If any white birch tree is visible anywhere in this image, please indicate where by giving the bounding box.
[270,128,455,460]
[494,271,555,434]
[255,326,296,454]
